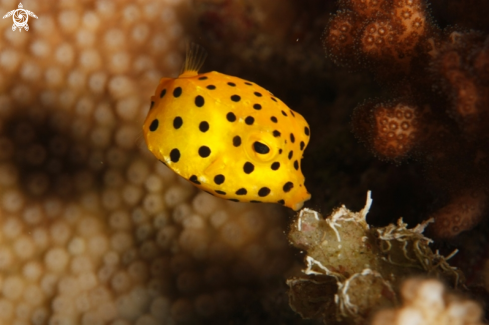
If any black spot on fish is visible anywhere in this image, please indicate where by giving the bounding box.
[189,175,200,184]
[170,149,180,162]
[195,95,205,107]
[236,188,247,195]
[173,117,183,129]
[198,146,211,158]
[214,174,225,185]
[258,187,270,197]
[283,182,294,192]
[245,116,254,125]
[227,112,236,122]
[173,87,182,97]
[199,121,209,132]
[149,119,159,131]
[233,136,241,147]
[243,162,254,174]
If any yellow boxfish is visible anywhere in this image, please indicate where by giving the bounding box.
[143,44,311,211]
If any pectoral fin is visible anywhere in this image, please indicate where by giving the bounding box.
[203,155,227,178]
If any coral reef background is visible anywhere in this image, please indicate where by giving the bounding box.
[0,0,488,324]
[0,0,304,324]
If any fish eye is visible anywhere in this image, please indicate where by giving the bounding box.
[253,141,270,154]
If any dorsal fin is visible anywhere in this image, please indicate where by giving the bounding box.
[180,43,208,77]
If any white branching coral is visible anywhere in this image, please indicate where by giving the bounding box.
[371,278,485,325]
[0,0,293,324]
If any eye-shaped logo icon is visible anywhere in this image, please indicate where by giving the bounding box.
[2,3,38,32]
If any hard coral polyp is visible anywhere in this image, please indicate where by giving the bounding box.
[359,20,399,61]
[326,0,434,80]
[343,0,390,18]
[372,278,485,325]
[353,100,422,161]
[429,189,487,239]
[392,0,427,44]
[322,10,361,68]
[327,0,489,243]
[449,70,480,116]
[473,41,489,85]
[434,32,489,138]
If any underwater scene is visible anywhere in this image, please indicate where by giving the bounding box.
[0,0,487,324]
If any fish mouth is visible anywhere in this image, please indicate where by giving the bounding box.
[289,190,311,211]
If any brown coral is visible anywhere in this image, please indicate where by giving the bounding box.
[323,0,434,77]
[429,189,487,239]
[0,1,295,323]
[325,0,489,239]
[433,31,489,138]
[371,278,485,325]
[323,10,362,68]
[353,99,424,161]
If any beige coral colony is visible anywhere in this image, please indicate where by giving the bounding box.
[0,0,487,325]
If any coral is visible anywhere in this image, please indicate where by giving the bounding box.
[430,189,487,239]
[324,0,489,239]
[434,31,489,137]
[371,278,485,325]
[352,99,425,161]
[287,192,463,324]
[0,0,295,323]
[323,0,434,78]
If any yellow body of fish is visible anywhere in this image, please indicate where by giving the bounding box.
[143,45,311,210]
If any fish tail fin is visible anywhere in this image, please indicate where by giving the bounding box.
[180,42,208,77]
